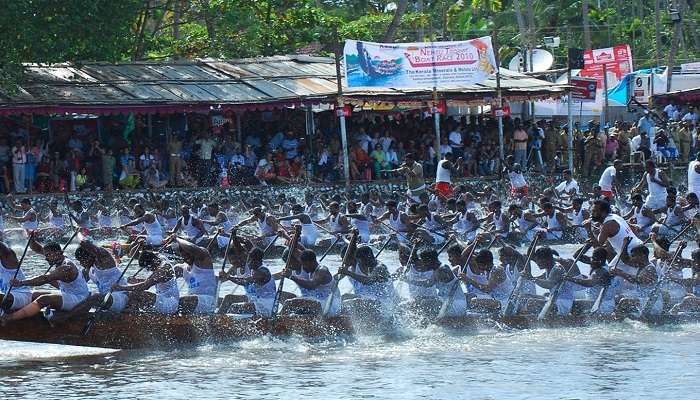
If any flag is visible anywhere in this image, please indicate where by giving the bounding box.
[123,113,135,143]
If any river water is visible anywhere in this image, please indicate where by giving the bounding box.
[2,241,700,399]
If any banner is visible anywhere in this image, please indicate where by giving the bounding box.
[344,37,497,89]
[632,74,652,104]
[570,77,598,102]
[580,44,633,90]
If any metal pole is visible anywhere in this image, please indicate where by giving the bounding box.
[236,112,242,143]
[433,89,441,161]
[338,101,350,188]
[567,68,574,172]
[603,63,610,127]
[333,31,350,189]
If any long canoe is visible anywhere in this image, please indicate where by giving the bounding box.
[1,308,699,350]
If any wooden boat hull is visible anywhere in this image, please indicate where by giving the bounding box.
[0,312,353,350]
[2,310,698,350]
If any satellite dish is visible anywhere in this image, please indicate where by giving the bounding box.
[508,49,554,73]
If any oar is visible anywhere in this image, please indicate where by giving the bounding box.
[205,231,220,251]
[376,220,411,242]
[318,236,342,263]
[323,230,360,317]
[270,225,302,320]
[501,235,541,317]
[44,228,82,274]
[214,229,237,313]
[437,235,497,320]
[263,233,281,255]
[668,222,693,244]
[0,232,35,312]
[82,242,143,335]
[373,235,393,259]
[537,243,589,320]
[640,240,687,318]
[589,252,623,315]
[128,234,176,280]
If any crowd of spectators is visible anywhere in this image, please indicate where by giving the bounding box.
[0,104,697,194]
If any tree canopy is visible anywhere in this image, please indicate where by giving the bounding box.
[1,0,699,90]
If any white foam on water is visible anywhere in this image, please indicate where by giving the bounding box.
[0,339,120,363]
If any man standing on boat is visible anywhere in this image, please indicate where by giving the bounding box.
[1,238,90,324]
[433,152,463,200]
[598,159,623,202]
[385,153,425,203]
[0,241,32,316]
[172,236,217,314]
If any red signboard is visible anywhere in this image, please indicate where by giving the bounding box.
[579,44,633,90]
[570,77,598,102]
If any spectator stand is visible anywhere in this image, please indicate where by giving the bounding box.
[0,56,567,194]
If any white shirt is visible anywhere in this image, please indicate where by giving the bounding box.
[439,144,452,155]
[230,154,245,166]
[599,166,616,191]
[555,179,580,195]
[11,146,26,164]
[508,171,527,188]
[448,131,462,148]
[664,104,677,120]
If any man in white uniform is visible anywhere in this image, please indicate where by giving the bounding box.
[632,160,669,210]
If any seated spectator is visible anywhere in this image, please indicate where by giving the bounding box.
[75,167,91,191]
[653,129,672,158]
[144,163,168,189]
[255,153,277,185]
[349,142,370,181]
[282,131,299,160]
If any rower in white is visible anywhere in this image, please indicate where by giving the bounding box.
[527,246,577,315]
[112,250,179,315]
[565,246,619,315]
[283,249,341,316]
[51,239,130,322]
[1,238,90,324]
[199,202,234,249]
[6,196,38,236]
[507,204,539,242]
[169,205,206,244]
[457,245,512,313]
[277,204,319,247]
[534,202,568,241]
[172,236,217,314]
[598,159,623,201]
[338,244,396,315]
[612,237,663,316]
[688,152,700,201]
[234,207,281,248]
[0,241,32,315]
[632,160,669,210]
[220,247,277,317]
[624,194,655,239]
[554,169,580,200]
[584,199,644,297]
[314,201,350,235]
[118,203,164,246]
[651,195,686,237]
[345,201,371,244]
